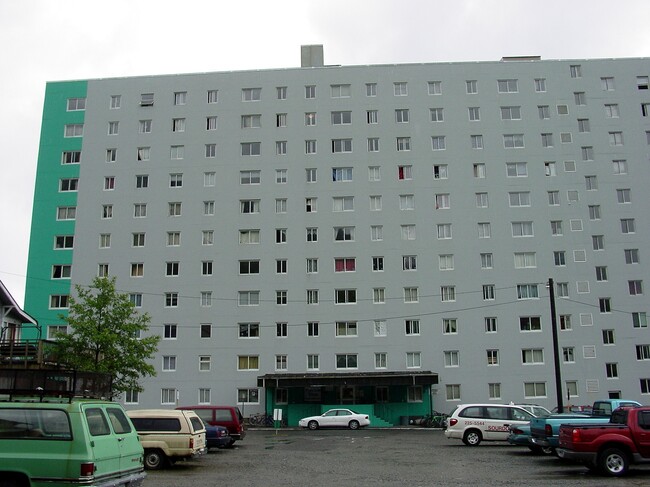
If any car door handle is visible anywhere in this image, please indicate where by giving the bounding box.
[118,437,125,442]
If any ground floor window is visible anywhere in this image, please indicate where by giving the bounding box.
[407,386,423,402]
[446,384,461,401]
[238,388,259,404]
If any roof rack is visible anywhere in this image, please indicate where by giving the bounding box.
[0,369,113,402]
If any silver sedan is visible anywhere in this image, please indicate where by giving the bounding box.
[299,409,371,430]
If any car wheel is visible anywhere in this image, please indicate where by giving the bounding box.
[598,447,629,477]
[308,420,319,430]
[144,449,167,470]
[348,420,360,430]
[0,477,21,487]
[462,429,482,446]
[226,438,236,448]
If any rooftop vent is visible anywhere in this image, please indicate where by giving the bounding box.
[301,45,324,67]
[501,56,541,62]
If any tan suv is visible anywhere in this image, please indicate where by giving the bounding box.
[127,409,206,469]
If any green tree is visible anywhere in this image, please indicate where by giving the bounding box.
[52,276,160,395]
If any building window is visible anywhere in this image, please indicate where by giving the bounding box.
[161,389,176,405]
[130,263,144,277]
[276,141,287,155]
[503,134,524,148]
[110,95,121,109]
[306,259,318,274]
[241,142,261,156]
[517,284,539,300]
[431,136,446,150]
[405,320,420,336]
[541,133,554,147]
[331,111,351,125]
[466,80,478,94]
[237,356,260,371]
[520,316,541,332]
[336,354,358,369]
[238,291,260,306]
[487,350,499,366]
[498,79,518,93]
[62,150,81,165]
[524,382,547,399]
[332,139,352,153]
[636,345,650,361]
[172,118,185,132]
[609,132,624,146]
[432,165,448,180]
[242,88,261,101]
[427,81,442,95]
[305,112,317,126]
[512,221,533,237]
[485,317,498,333]
[439,254,454,270]
[482,284,495,301]
[277,86,287,99]
[479,258,497,279]
[56,206,76,220]
[629,280,644,296]
[440,286,455,302]
[430,107,444,122]
[238,389,259,404]
[276,322,288,338]
[200,324,212,338]
[170,145,184,159]
[621,219,636,234]
[306,289,319,304]
[239,323,260,339]
[394,82,408,96]
[406,352,421,369]
[366,83,377,96]
[308,322,319,337]
[599,298,612,313]
[139,119,152,133]
[617,188,631,204]
[506,162,527,177]
[522,349,544,365]
[446,384,460,401]
[331,84,351,98]
[162,355,176,372]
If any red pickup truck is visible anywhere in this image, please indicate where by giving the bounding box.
[556,407,650,476]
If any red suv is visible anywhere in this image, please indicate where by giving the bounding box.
[177,406,245,446]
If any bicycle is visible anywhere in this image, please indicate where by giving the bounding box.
[247,413,287,427]
[420,411,449,428]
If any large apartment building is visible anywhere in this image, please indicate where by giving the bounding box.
[24,46,650,421]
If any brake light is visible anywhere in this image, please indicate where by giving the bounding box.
[545,424,552,436]
[571,428,581,443]
[449,418,458,427]
[80,463,95,477]
[189,437,194,449]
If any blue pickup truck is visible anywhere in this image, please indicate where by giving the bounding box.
[529,399,642,455]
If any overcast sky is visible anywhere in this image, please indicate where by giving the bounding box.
[1,0,648,307]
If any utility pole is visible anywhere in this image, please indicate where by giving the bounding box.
[548,278,564,413]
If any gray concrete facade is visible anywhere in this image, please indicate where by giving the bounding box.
[57,51,650,411]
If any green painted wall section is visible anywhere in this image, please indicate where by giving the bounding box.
[266,386,437,427]
[24,80,87,338]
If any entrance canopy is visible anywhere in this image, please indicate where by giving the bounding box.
[258,371,438,388]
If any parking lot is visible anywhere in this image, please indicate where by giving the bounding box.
[146,428,650,486]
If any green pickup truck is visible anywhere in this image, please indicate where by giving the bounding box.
[0,399,145,487]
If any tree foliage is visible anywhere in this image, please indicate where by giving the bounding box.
[52,276,160,395]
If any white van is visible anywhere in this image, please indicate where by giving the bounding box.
[127,409,206,469]
[444,403,534,446]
